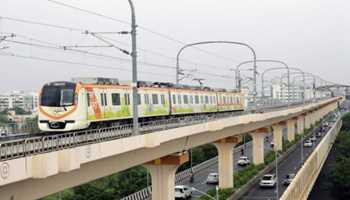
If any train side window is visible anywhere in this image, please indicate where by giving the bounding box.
[103,93,107,106]
[87,93,90,107]
[111,93,121,105]
[152,94,159,104]
[124,94,130,105]
[200,96,204,104]
[205,96,209,104]
[178,95,182,104]
[190,95,193,104]
[195,95,199,104]
[100,93,104,106]
[184,95,188,104]
[172,94,176,104]
[160,94,165,105]
[137,94,141,105]
[209,96,213,104]
[144,94,150,104]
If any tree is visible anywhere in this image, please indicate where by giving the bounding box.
[330,157,350,199]
[0,114,9,125]
[13,107,31,115]
[23,116,40,134]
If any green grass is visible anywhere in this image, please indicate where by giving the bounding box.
[198,188,234,200]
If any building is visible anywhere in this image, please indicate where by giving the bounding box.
[271,84,304,102]
[0,91,39,112]
[270,84,330,102]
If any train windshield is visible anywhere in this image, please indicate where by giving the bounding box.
[41,82,76,107]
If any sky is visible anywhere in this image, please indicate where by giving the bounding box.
[0,0,349,93]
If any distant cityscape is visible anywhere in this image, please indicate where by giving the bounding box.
[0,90,39,113]
[0,90,39,134]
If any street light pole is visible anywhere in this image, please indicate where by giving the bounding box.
[275,150,279,200]
[127,0,139,135]
[216,186,219,200]
[176,41,257,100]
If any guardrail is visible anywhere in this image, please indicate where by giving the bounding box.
[280,116,342,200]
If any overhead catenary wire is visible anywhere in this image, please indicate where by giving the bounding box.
[3,36,234,79]
[98,34,230,71]
[0,17,235,72]
[0,16,84,32]
[0,51,233,81]
[0,52,173,78]
[3,39,173,69]
[46,0,242,63]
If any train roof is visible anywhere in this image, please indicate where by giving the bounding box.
[70,77,240,93]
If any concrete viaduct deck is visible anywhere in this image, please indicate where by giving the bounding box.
[0,97,343,200]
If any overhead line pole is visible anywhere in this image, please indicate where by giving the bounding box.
[176,41,257,101]
[235,59,290,104]
[128,0,139,135]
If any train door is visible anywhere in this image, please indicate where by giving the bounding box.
[99,89,107,119]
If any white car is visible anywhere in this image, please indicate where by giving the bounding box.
[206,172,219,184]
[175,185,192,199]
[238,156,251,166]
[259,174,277,188]
[304,140,313,147]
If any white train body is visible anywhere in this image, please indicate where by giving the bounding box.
[38,79,247,132]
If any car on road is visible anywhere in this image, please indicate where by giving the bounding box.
[310,136,317,142]
[206,172,219,184]
[304,139,313,147]
[237,156,251,166]
[282,173,295,186]
[175,185,192,199]
[259,174,277,188]
[316,131,322,137]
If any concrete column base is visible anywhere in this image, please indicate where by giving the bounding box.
[272,123,285,151]
[214,136,241,189]
[250,128,268,165]
[287,119,296,142]
[144,153,189,200]
[305,113,311,129]
[297,115,305,135]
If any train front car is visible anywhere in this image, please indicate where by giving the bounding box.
[38,81,88,132]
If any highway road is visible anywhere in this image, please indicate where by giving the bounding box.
[175,132,276,199]
[241,115,335,200]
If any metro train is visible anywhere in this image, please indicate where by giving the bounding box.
[38,77,248,132]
